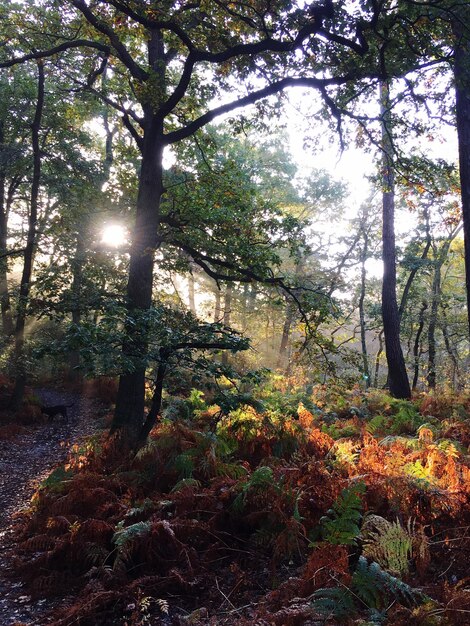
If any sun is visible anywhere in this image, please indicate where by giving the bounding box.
[101,224,127,247]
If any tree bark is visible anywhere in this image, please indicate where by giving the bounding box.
[188,268,196,315]
[111,111,164,441]
[11,61,45,409]
[412,301,427,391]
[277,298,295,370]
[453,12,470,337]
[358,220,370,386]
[380,80,411,399]
[221,284,232,365]
[0,121,13,338]
[112,29,167,444]
[373,329,384,388]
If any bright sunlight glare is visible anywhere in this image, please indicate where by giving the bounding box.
[101,224,127,247]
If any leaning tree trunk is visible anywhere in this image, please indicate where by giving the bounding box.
[10,61,45,409]
[380,80,411,399]
[453,12,470,337]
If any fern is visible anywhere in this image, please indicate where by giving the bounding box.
[312,557,426,621]
[352,557,426,609]
[170,477,201,493]
[39,466,74,493]
[232,466,275,511]
[316,481,366,546]
[112,521,151,570]
[172,451,196,478]
[311,586,355,619]
[362,515,413,577]
[366,414,389,435]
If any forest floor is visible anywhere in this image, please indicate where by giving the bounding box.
[0,389,105,626]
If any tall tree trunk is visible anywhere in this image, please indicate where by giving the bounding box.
[398,204,431,322]
[213,282,222,322]
[412,301,427,390]
[359,225,370,386]
[10,61,45,409]
[221,284,232,365]
[426,225,462,389]
[440,308,461,390]
[111,111,164,441]
[427,259,440,389]
[240,283,249,331]
[69,232,86,381]
[112,30,167,444]
[373,329,384,388]
[380,80,411,399]
[0,121,13,338]
[277,298,295,370]
[188,268,196,315]
[453,13,470,337]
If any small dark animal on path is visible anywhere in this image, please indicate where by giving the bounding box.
[40,403,74,420]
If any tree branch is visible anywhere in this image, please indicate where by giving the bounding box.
[0,40,110,68]
[164,74,355,144]
[71,0,148,81]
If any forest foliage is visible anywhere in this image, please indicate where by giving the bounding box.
[0,0,469,624]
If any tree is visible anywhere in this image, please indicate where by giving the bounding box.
[380,80,411,399]
[0,0,377,442]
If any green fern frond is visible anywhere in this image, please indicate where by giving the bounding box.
[365,414,388,435]
[172,452,195,478]
[232,466,275,512]
[319,481,366,546]
[112,521,151,549]
[353,557,426,609]
[311,586,355,619]
[215,462,249,479]
[362,516,413,577]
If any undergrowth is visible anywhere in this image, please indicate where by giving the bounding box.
[11,380,470,625]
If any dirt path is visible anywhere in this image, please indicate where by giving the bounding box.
[0,389,106,626]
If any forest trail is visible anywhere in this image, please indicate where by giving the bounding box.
[0,389,105,626]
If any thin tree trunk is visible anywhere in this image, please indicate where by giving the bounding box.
[412,301,427,390]
[359,226,370,386]
[0,121,13,337]
[453,13,470,338]
[380,80,411,399]
[277,298,295,370]
[427,260,440,389]
[440,308,461,390]
[11,61,45,409]
[373,329,384,388]
[214,282,222,322]
[221,284,232,365]
[398,204,431,322]
[427,225,462,389]
[139,361,166,443]
[188,269,196,315]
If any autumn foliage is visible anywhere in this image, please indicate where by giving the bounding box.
[10,381,470,625]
